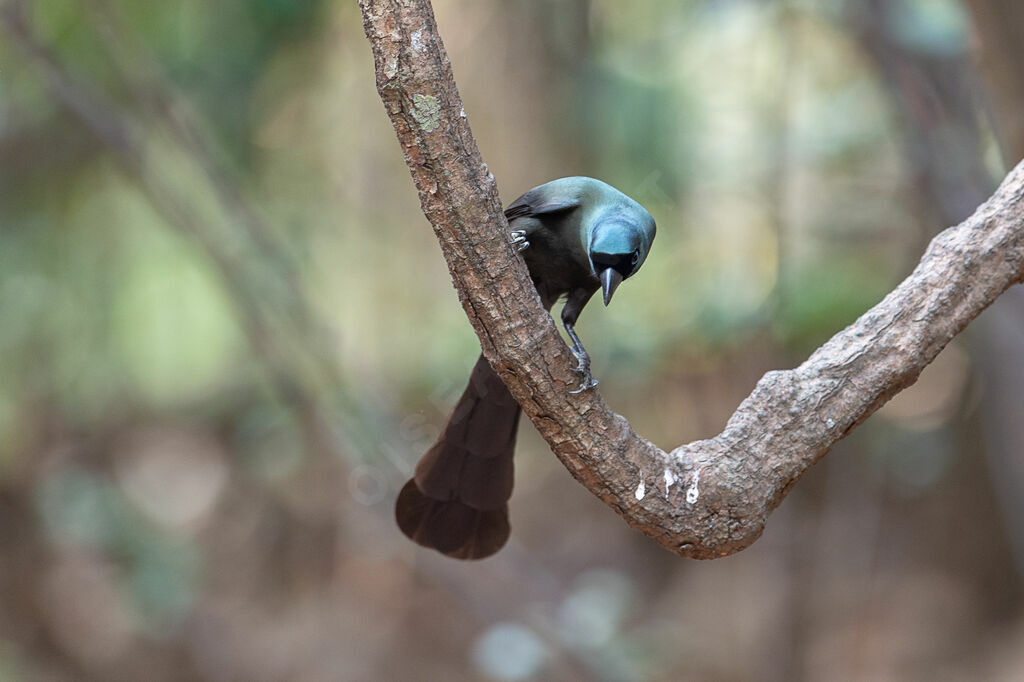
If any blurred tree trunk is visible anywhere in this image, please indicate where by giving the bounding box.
[856,0,1024,584]
[957,0,1024,580]
[963,0,1024,580]
[966,0,1024,164]
[856,0,992,238]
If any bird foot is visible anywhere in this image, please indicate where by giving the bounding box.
[568,348,599,394]
[510,230,529,252]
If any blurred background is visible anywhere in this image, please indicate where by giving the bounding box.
[1,0,1023,679]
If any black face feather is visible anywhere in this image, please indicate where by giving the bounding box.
[590,250,640,279]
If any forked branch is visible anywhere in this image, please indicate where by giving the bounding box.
[359,0,1024,558]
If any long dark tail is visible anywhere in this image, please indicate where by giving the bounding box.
[395,354,521,559]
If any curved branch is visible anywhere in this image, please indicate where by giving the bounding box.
[359,0,1024,559]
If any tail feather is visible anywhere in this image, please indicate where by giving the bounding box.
[396,354,520,559]
[415,441,513,511]
[394,480,511,559]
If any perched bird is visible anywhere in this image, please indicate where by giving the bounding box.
[395,177,657,559]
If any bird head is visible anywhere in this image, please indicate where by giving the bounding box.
[589,215,656,306]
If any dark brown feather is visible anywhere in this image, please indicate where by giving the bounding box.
[395,354,519,559]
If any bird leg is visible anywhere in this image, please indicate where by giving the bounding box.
[509,229,529,252]
[563,321,598,393]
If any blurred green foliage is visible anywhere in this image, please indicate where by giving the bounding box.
[37,467,199,628]
[0,0,1016,680]
[2,0,951,435]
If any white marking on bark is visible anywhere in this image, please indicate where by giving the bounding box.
[686,470,701,505]
[635,478,646,501]
[663,469,677,500]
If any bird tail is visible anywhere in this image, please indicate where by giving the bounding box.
[395,354,520,559]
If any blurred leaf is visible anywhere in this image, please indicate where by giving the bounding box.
[885,0,969,57]
[774,259,893,351]
[471,622,550,682]
[36,467,199,629]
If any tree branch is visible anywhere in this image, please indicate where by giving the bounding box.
[359,0,1024,559]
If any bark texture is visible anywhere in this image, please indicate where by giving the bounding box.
[359,0,1024,559]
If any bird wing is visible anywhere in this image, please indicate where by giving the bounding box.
[504,193,581,243]
[504,192,580,222]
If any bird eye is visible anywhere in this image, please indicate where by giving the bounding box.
[631,250,640,266]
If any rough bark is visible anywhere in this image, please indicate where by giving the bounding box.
[359,0,1024,559]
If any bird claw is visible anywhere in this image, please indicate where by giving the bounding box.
[568,348,599,394]
[510,230,529,252]
[568,376,598,394]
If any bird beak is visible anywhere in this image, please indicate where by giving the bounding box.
[600,268,623,306]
